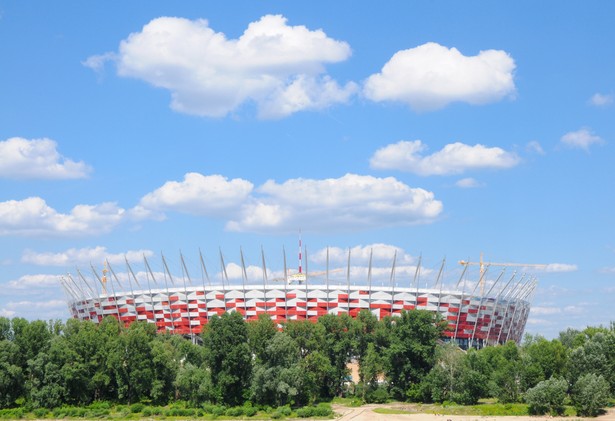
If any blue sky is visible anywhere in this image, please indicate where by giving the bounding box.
[1,1,613,339]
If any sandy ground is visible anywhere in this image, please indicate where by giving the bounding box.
[332,404,615,421]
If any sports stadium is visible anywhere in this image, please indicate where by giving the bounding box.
[62,247,539,349]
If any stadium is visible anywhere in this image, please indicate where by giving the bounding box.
[62,247,539,349]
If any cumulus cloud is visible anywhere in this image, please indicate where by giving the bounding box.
[312,243,415,266]
[138,172,442,233]
[22,247,154,266]
[228,173,443,232]
[560,128,604,151]
[0,197,125,236]
[589,93,613,107]
[86,15,356,118]
[3,299,66,314]
[0,137,91,179]
[138,173,254,217]
[370,140,520,176]
[364,42,516,111]
[6,274,59,290]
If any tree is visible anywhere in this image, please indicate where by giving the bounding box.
[525,377,568,416]
[491,341,523,403]
[0,340,23,408]
[248,314,278,364]
[424,344,486,405]
[572,373,610,417]
[284,319,326,358]
[107,322,156,403]
[251,331,304,407]
[175,363,212,406]
[568,332,615,394]
[384,310,443,400]
[317,314,355,397]
[202,311,252,406]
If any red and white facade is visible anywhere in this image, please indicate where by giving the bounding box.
[67,283,533,348]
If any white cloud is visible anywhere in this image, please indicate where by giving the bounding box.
[311,244,415,266]
[543,263,578,273]
[4,299,66,313]
[88,15,355,118]
[138,172,442,233]
[560,128,604,150]
[0,137,91,179]
[6,274,59,290]
[589,93,613,107]
[370,140,520,176]
[455,177,483,188]
[228,173,443,232]
[531,306,562,315]
[0,197,125,236]
[22,247,155,266]
[139,173,253,217]
[364,42,516,111]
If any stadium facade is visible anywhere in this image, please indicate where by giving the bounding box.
[62,250,538,349]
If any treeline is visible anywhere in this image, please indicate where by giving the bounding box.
[0,311,614,416]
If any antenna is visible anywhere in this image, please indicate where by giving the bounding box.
[298,229,302,274]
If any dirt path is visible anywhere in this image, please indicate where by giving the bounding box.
[332,405,615,421]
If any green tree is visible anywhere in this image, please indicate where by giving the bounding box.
[175,363,212,406]
[248,314,278,364]
[525,377,568,416]
[251,331,304,406]
[572,373,610,417]
[300,350,334,404]
[0,340,24,408]
[107,322,156,403]
[491,341,523,403]
[202,312,252,406]
[284,319,326,358]
[318,314,355,397]
[568,332,615,394]
[384,310,443,400]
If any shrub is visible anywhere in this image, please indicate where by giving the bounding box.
[130,403,145,413]
[296,404,333,418]
[525,377,568,415]
[572,373,610,417]
[365,386,389,403]
[225,406,244,416]
[33,408,49,418]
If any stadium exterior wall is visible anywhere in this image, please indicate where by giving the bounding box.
[68,284,531,348]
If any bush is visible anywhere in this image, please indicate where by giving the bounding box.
[33,408,49,418]
[365,386,389,403]
[525,377,568,415]
[243,403,258,417]
[296,403,333,418]
[572,373,610,417]
[225,406,244,416]
[130,403,145,413]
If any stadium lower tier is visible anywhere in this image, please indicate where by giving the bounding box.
[68,285,530,348]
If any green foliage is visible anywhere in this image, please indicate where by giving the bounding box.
[129,402,144,413]
[296,403,333,418]
[572,373,610,417]
[251,332,304,407]
[202,311,252,406]
[384,310,443,400]
[524,377,568,415]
